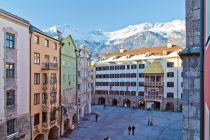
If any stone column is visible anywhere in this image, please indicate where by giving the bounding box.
[180,0,201,139]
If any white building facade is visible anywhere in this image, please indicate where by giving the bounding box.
[0,9,31,139]
[77,45,92,119]
[93,43,183,111]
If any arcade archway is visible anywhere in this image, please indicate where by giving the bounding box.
[98,97,106,104]
[123,99,131,107]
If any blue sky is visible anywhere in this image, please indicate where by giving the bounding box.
[1,0,185,32]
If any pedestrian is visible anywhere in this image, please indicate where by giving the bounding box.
[151,117,154,126]
[128,125,131,135]
[147,118,150,126]
[132,125,136,135]
[95,114,98,122]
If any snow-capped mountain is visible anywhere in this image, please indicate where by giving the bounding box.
[43,20,185,55]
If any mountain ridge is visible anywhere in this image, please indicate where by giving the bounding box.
[43,20,185,56]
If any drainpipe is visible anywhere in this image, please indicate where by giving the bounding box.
[200,0,204,139]
[29,28,32,140]
[59,38,62,137]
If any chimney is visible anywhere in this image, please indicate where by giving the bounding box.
[120,48,125,53]
[167,40,173,48]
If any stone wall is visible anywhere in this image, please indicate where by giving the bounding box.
[181,0,201,139]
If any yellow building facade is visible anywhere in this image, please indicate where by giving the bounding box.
[30,26,61,140]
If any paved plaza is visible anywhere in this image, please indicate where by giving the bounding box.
[59,105,182,140]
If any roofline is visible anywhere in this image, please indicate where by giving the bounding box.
[30,25,60,42]
[0,8,29,25]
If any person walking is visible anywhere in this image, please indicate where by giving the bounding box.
[132,125,136,135]
[128,125,132,135]
[95,114,98,122]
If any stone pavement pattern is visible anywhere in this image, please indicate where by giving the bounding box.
[59,105,182,140]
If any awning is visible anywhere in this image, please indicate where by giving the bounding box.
[144,62,164,74]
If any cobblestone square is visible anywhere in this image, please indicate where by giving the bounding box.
[60,105,182,140]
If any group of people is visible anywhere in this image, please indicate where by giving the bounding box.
[128,125,136,135]
[147,117,154,126]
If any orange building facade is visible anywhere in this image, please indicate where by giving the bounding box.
[30,26,61,140]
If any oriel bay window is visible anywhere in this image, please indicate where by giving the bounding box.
[5,63,15,78]
[50,110,56,122]
[50,92,57,104]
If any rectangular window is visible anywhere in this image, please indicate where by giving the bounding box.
[34,73,40,84]
[53,43,57,50]
[6,33,15,48]
[120,91,124,95]
[34,53,40,64]
[6,90,15,106]
[7,119,15,135]
[139,73,144,78]
[139,82,144,87]
[167,62,174,67]
[78,84,80,89]
[131,64,137,69]
[139,64,145,69]
[53,57,57,63]
[42,112,47,123]
[50,73,57,84]
[34,35,39,44]
[34,93,40,105]
[5,63,15,78]
[50,110,56,122]
[120,82,125,86]
[34,113,40,126]
[167,72,174,77]
[115,65,119,70]
[110,66,114,70]
[126,73,130,78]
[42,93,47,104]
[167,82,174,87]
[131,73,136,78]
[127,65,130,69]
[44,39,49,47]
[50,92,57,104]
[131,82,136,86]
[120,65,125,70]
[138,91,144,96]
[42,73,47,84]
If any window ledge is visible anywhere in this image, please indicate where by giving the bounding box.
[7,132,18,139]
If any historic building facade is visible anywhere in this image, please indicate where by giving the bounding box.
[60,35,77,135]
[0,9,31,139]
[77,45,92,119]
[30,26,61,140]
[94,43,183,111]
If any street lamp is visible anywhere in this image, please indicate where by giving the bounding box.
[75,48,81,122]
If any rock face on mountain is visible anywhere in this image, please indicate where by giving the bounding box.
[43,20,185,56]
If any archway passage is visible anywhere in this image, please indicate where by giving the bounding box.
[34,134,44,140]
[64,119,70,132]
[98,97,106,104]
[166,102,174,111]
[154,102,160,110]
[48,126,59,139]
[72,113,77,124]
[112,99,118,106]
[138,100,145,108]
[123,99,131,107]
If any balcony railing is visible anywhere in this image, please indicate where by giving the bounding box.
[144,82,163,87]
[144,95,163,100]
[42,62,58,70]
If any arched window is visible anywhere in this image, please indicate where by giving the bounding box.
[167,92,174,98]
